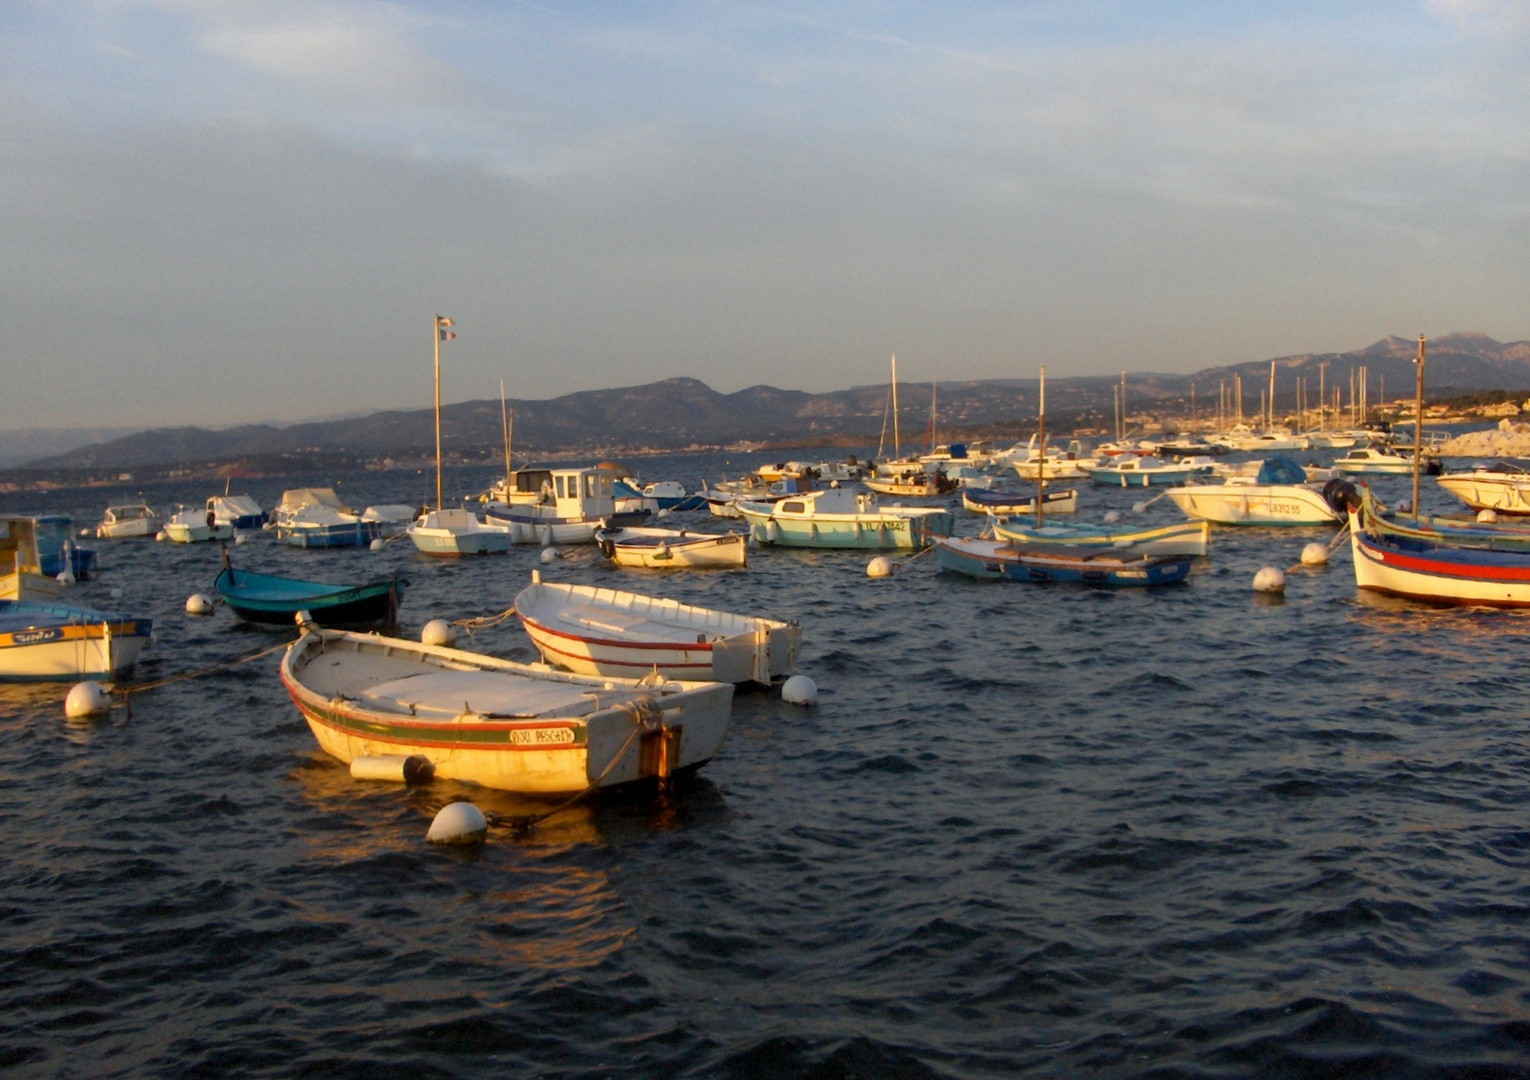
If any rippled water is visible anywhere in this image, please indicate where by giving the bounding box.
[3,453,1529,1078]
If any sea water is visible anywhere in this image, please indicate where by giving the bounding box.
[2,451,1528,1078]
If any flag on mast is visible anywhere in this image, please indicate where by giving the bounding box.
[437,315,456,341]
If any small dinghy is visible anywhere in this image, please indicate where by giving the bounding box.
[215,555,404,628]
[935,537,1192,587]
[514,571,800,683]
[280,622,733,793]
[962,487,1077,516]
[0,599,153,680]
[594,526,747,569]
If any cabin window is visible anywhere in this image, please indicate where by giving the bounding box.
[556,476,567,499]
[584,474,596,498]
[782,501,805,513]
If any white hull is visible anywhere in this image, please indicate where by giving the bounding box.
[1165,485,1339,526]
[166,522,233,543]
[406,510,513,556]
[1348,514,1530,606]
[599,529,747,569]
[1436,474,1530,515]
[514,576,799,683]
[0,613,151,680]
[97,519,159,539]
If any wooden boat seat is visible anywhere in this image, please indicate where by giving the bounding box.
[360,670,639,719]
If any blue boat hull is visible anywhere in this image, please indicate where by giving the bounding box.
[276,522,376,548]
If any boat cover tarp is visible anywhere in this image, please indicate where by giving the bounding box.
[276,488,345,513]
[1256,456,1309,485]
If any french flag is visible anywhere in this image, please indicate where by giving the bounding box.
[439,329,456,341]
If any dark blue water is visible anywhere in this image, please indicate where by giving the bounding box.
[3,451,1529,1078]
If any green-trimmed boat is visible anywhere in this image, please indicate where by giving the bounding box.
[737,487,954,550]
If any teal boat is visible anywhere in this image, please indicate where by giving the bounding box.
[737,487,954,550]
[214,564,405,628]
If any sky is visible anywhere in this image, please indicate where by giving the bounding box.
[2,1,1528,430]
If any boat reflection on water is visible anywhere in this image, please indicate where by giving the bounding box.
[286,754,729,970]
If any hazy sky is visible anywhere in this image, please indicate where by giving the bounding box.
[3,1,1527,430]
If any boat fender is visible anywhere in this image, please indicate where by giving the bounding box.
[765,520,780,543]
[351,754,435,784]
[65,682,112,719]
[426,801,488,846]
[421,619,456,647]
[1478,509,1499,524]
[598,538,616,559]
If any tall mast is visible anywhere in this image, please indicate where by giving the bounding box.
[433,314,444,510]
[1035,366,1046,527]
[500,380,512,490]
[1412,335,1426,521]
[1268,361,1276,429]
[891,353,900,459]
[1318,363,1327,432]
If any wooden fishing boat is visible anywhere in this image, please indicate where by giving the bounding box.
[594,526,748,569]
[962,487,1077,516]
[862,470,959,497]
[738,486,954,550]
[514,572,800,684]
[280,623,733,793]
[1346,510,1530,607]
[990,517,1210,557]
[214,560,405,627]
[0,599,153,680]
[95,503,160,539]
[1165,457,1340,526]
[1329,480,1530,553]
[935,537,1191,587]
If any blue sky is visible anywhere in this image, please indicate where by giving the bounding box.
[2,1,1527,429]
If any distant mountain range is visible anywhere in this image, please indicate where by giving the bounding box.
[9,332,1529,476]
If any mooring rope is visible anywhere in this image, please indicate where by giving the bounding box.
[112,637,294,702]
[450,605,517,635]
[489,697,661,838]
[1284,519,1352,575]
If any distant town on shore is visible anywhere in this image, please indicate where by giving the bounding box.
[2,332,1528,493]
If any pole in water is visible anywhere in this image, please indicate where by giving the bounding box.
[1412,335,1426,523]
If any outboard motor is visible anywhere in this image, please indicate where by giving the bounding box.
[1323,477,1363,514]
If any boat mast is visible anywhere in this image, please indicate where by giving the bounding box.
[500,379,513,490]
[1268,361,1276,430]
[1318,362,1327,433]
[1036,366,1046,528]
[433,314,447,510]
[1120,371,1126,441]
[891,353,900,460]
[1412,335,1426,522]
[927,380,938,455]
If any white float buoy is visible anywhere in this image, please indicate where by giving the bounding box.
[1132,501,1148,514]
[109,587,123,600]
[427,801,488,846]
[1253,566,1286,593]
[539,547,558,564]
[234,532,248,545]
[1395,499,1412,514]
[1300,542,1329,566]
[866,556,894,578]
[155,530,168,541]
[56,568,75,585]
[351,754,435,784]
[369,538,385,551]
[64,681,112,719]
[1478,509,1499,524]
[1103,510,1122,524]
[186,593,214,615]
[421,619,456,647]
[781,674,818,705]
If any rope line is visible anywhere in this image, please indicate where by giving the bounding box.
[450,605,517,635]
[113,637,294,698]
[488,697,659,838]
